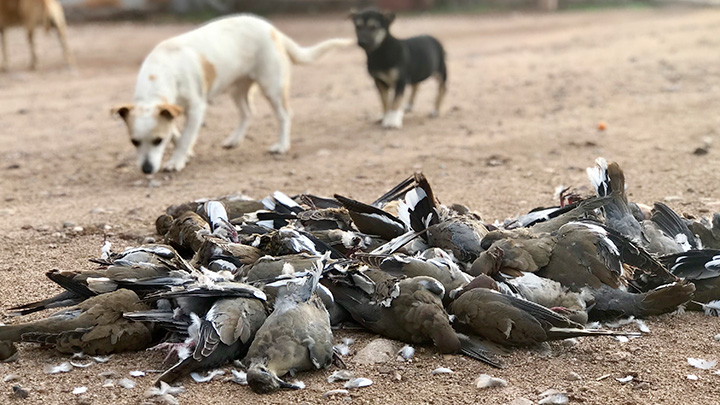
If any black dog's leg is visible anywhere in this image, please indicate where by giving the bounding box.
[374,78,391,122]
[432,61,448,117]
[406,84,419,113]
[382,79,406,129]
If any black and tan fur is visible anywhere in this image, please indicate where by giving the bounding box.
[350,8,447,129]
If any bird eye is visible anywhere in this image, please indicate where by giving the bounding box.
[131,139,140,147]
[151,137,163,146]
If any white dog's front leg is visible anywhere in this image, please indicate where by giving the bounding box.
[381,109,404,129]
[164,103,206,172]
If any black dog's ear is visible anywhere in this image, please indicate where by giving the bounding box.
[383,11,395,25]
[347,8,357,19]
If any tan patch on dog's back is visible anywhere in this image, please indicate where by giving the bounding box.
[149,74,156,81]
[269,28,286,54]
[199,55,217,94]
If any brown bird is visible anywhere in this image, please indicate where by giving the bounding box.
[0,289,153,355]
[450,287,628,347]
[244,269,333,394]
[537,221,627,290]
[320,264,499,362]
[471,229,556,277]
[162,211,211,256]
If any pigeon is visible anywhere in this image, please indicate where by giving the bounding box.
[244,263,333,393]
[0,289,153,355]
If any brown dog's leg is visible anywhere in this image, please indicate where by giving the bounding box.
[48,1,75,68]
[26,27,37,70]
[0,28,7,71]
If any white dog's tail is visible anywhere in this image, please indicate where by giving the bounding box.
[278,32,353,65]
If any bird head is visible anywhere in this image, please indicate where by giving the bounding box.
[247,363,304,394]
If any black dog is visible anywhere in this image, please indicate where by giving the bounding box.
[350,8,447,129]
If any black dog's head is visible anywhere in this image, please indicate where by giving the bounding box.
[349,8,395,52]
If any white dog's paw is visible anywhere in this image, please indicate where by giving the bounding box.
[163,158,186,172]
[381,110,403,129]
[268,142,290,154]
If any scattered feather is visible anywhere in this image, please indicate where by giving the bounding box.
[688,358,717,370]
[341,338,355,346]
[398,345,415,361]
[635,320,650,333]
[687,374,699,381]
[70,360,93,368]
[614,336,629,343]
[72,386,88,395]
[227,370,247,385]
[333,343,351,356]
[605,317,635,328]
[474,374,508,388]
[44,362,72,374]
[3,374,19,382]
[118,378,136,389]
[145,381,186,398]
[596,374,611,381]
[715,334,720,342]
[616,375,634,383]
[431,367,453,375]
[190,369,225,383]
[327,370,354,383]
[100,241,112,260]
[290,380,305,389]
[129,370,146,377]
[586,321,602,329]
[92,356,112,363]
[322,389,349,398]
[71,352,85,359]
[102,379,114,388]
[344,378,373,389]
[539,389,569,404]
[701,301,720,317]
[99,371,118,378]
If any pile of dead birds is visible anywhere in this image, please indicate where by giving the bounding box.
[2,156,720,399]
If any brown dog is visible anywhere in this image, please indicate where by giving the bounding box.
[0,0,75,71]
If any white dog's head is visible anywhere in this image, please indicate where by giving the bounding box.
[113,103,183,174]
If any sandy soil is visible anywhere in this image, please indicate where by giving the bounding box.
[1,6,720,404]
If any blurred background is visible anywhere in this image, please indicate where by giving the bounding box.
[57,0,691,19]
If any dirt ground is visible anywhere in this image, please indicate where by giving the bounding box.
[1,5,720,404]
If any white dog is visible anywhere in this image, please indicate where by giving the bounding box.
[113,14,352,174]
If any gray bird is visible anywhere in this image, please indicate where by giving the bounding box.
[10,244,193,316]
[661,249,720,311]
[355,248,472,301]
[154,296,267,384]
[244,265,333,394]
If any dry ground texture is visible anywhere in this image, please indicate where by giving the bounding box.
[1,6,720,404]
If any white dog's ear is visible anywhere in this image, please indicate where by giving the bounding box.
[111,104,134,122]
[157,104,183,120]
